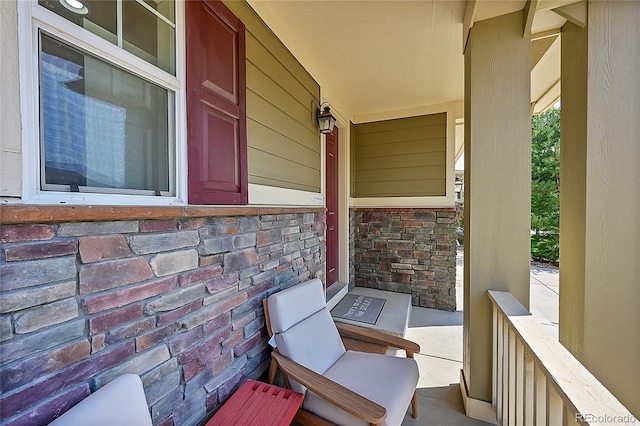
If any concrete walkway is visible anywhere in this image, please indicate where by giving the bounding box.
[401,252,559,424]
[529,265,559,338]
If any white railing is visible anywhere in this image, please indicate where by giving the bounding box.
[488,290,637,426]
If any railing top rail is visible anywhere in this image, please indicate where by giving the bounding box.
[488,290,637,423]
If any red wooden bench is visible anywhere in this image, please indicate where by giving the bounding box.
[205,380,303,426]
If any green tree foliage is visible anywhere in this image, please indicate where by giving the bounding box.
[531,108,560,264]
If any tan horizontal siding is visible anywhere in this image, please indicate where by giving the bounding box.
[246,61,317,134]
[355,138,445,159]
[247,92,318,152]
[355,124,447,146]
[246,37,317,115]
[354,112,446,134]
[352,113,447,197]
[250,176,319,193]
[357,165,445,182]
[248,119,319,165]
[224,0,321,193]
[225,2,319,97]
[248,147,320,190]
[355,180,446,197]
[357,152,446,170]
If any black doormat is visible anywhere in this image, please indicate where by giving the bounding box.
[331,294,386,325]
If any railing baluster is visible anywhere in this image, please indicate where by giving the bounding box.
[497,312,504,424]
[547,383,563,426]
[564,406,579,426]
[534,362,546,426]
[503,315,510,424]
[508,329,516,426]
[493,305,499,408]
[515,339,524,426]
[524,350,535,426]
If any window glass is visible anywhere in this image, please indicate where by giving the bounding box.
[38,0,175,75]
[141,0,174,22]
[39,33,171,194]
[123,0,175,74]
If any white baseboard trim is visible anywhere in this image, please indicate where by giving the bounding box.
[459,369,498,425]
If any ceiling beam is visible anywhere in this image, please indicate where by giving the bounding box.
[523,0,540,37]
[536,0,582,11]
[537,94,561,114]
[531,28,561,41]
[552,1,587,28]
[532,78,561,114]
[463,0,477,54]
[531,35,559,69]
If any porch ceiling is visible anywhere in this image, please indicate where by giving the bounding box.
[247,0,581,119]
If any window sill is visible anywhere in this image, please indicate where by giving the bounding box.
[0,205,326,225]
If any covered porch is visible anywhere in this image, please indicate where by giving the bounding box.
[257,0,638,421]
[1,0,638,424]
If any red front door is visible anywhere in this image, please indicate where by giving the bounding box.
[325,127,339,286]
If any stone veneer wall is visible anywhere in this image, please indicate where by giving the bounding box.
[0,207,325,426]
[348,211,356,289]
[351,208,457,311]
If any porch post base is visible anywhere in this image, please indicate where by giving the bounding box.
[459,369,498,425]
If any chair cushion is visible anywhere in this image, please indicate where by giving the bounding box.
[49,374,152,425]
[303,351,419,426]
[268,278,326,333]
[275,308,346,393]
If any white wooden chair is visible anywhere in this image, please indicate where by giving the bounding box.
[264,279,420,425]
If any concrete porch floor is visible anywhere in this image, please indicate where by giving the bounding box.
[399,250,559,424]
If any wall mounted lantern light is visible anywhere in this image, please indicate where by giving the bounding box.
[454,177,463,200]
[317,102,337,134]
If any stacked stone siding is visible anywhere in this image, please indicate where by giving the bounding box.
[0,209,325,426]
[348,211,356,289]
[352,208,457,311]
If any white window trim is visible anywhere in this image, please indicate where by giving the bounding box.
[18,0,187,206]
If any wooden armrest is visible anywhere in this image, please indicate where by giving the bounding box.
[271,351,387,425]
[335,322,420,356]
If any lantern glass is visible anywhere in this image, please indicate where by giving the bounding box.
[317,105,336,134]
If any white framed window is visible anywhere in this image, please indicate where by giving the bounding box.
[18,0,187,205]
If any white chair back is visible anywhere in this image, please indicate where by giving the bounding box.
[267,279,346,393]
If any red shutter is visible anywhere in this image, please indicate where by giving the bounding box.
[186,0,247,205]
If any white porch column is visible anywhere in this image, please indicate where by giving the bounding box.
[560,0,640,417]
[462,11,532,416]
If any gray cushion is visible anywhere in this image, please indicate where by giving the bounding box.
[49,374,152,426]
[268,280,419,425]
[268,278,326,333]
[275,308,346,393]
[303,351,419,426]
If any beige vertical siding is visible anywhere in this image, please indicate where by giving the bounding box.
[224,1,321,193]
[352,113,446,197]
[463,11,532,404]
[560,1,640,415]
